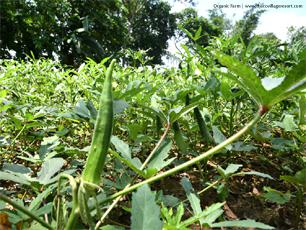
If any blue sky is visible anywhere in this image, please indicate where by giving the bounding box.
[163,0,306,66]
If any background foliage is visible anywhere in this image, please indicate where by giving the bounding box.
[0,1,306,229]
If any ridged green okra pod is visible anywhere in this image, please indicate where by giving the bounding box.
[82,59,116,186]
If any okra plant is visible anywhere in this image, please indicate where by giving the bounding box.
[0,31,305,229]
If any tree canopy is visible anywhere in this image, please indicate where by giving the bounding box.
[2,0,301,67]
[1,0,176,66]
[175,8,222,47]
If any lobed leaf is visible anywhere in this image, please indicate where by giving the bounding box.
[210,48,306,108]
[131,184,163,230]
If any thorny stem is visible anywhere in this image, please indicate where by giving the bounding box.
[97,111,262,206]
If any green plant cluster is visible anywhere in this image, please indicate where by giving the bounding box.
[0,32,305,229]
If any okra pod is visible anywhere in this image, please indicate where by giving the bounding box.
[82,59,116,186]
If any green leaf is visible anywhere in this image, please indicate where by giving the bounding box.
[201,208,224,225]
[169,101,202,123]
[136,103,168,123]
[48,169,76,184]
[114,174,131,190]
[177,24,195,41]
[38,136,61,160]
[280,175,299,185]
[232,142,258,152]
[281,168,306,188]
[203,77,218,92]
[109,149,154,179]
[119,83,150,100]
[261,192,290,204]
[293,132,306,143]
[0,172,30,185]
[113,99,130,114]
[159,195,183,207]
[181,177,202,221]
[194,26,202,40]
[25,122,44,129]
[209,48,266,106]
[56,112,82,121]
[86,101,98,118]
[161,203,185,229]
[2,163,31,175]
[217,182,229,201]
[8,115,23,130]
[273,115,299,131]
[34,202,52,216]
[181,44,192,59]
[212,126,232,150]
[30,186,54,211]
[73,99,91,119]
[148,137,175,171]
[224,164,242,175]
[295,168,306,188]
[111,136,142,169]
[210,48,306,108]
[128,124,143,141]
[180,202,225,227]
[220,82,232,100]
[0,103,13,113]
[210,219,275,229]
[131,184,163,230]
[37,158,65,185]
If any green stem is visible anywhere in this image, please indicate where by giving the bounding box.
[64,176,81,230]
[0,125,26,163]
[294,188,303,229]
[229,101,235,136]
[0,192,54,230]
[98,111,262,206]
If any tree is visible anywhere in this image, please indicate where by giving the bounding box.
[255,32,281,47]
[175,8,221,47]
[1,0,177,66]
[230,6,266,46]
[0,0,44,60]
[121,0,147,66]
[127,0,176,65]
[287,26,306,46]
[207,8,232,35]
[0,0,126,66]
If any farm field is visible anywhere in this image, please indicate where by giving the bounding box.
[0,35,306,229]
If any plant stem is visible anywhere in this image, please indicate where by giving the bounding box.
[0,192,54,230]
[0,125,26,163]
[62,175,80,230]
[97,111,262,206]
